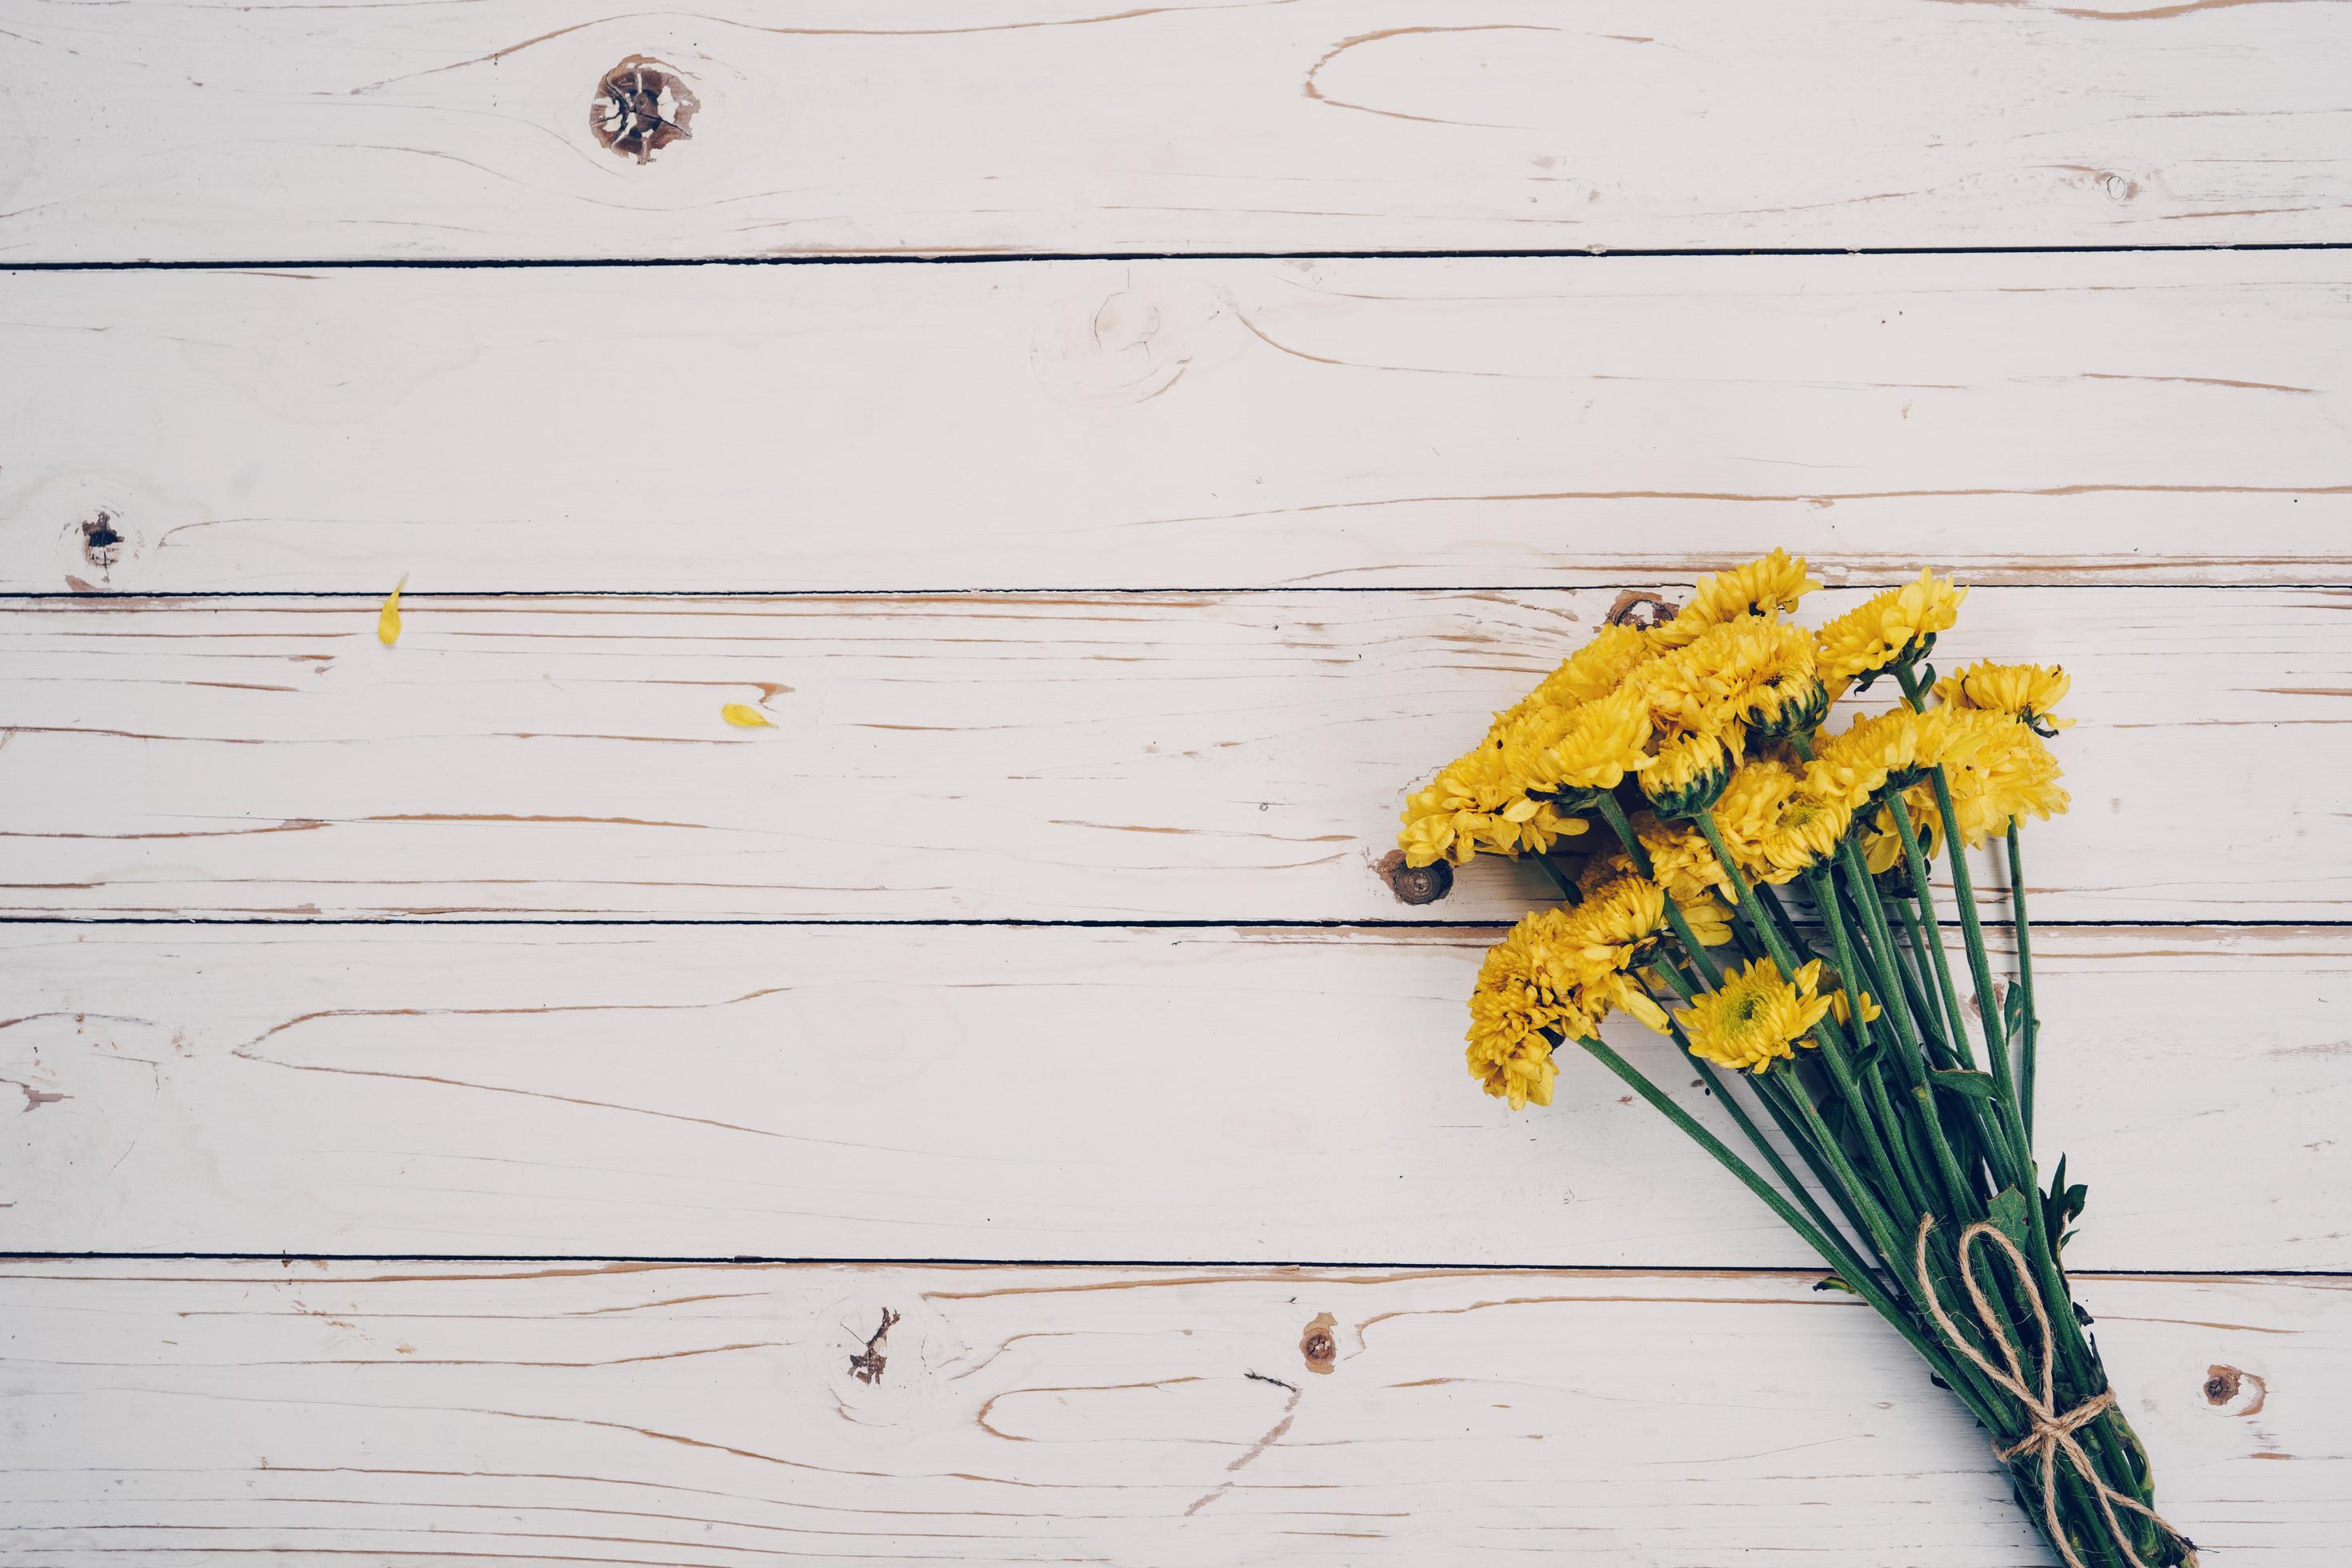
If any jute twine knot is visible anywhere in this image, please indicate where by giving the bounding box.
[1912,1215,2199,1568]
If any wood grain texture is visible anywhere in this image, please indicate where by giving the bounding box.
[2,586,2345,922]
[2,1259,2342,1566]
[5,922,2345,1265]
[4,0,2350,262]
[6,254,2352,594]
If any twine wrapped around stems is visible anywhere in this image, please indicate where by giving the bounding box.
[1911,1216,2198,1568]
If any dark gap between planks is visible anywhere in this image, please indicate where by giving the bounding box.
[9,240,2352,273]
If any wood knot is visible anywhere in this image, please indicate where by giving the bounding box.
[1300,1311,1337,1375]
[1605,589,1678,630]
[1376,849,1452,906]
[2203,1363,2266,1416]
[79,510,122,573]
[846,1306,899,1386]
[592,55,699,163]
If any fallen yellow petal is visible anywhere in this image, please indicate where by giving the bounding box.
[721,702,774,729]
[378,575,406,646]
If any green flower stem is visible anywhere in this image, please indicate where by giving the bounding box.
[1807,868,1963,1222]
[1833,838,2002,1214]
[1894,787,2044,1209]
[1562,836,1888,1298]
[1745,1070,1892,1283]
[1692,812,1915,1227]
[1886,782,2098,1389]
[1853,872,1939,1054]
[1593,793,1650,872]
[1646,965,1898,1286]
[1882,792,1985,1075]
[1757,1065,1916,1298]
[2007,822,2038,1142]
[1534,850,1579,904]
[1926,762,2020,1107]
[1754,879,1817,961]
[1637,972,1882,1288]
[1832,847,1942,1085]
[1570,1033,1986,1413]
[1888,886,1964,1070]
[1892,667,2026,1131]
[1884,791,2034,1191]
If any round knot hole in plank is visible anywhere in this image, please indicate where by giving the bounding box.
[1605,589,1678,631]
[1300,1311,1338,1375]
[1377,850,1452,906]
[592,56,699,164]
[78,511,123,574]
[2204,1363,2267,1417]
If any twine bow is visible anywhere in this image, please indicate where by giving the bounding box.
[1912,1215,2198,1568]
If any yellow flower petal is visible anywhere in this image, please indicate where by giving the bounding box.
[721,702,774,729]
[377,575,406,646]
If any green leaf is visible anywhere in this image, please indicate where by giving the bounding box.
[1985,1186,2038,1258]
[1811,1275,1858,1295]
[2002,981,2029,1042]
[2039,1156,2089,1255]
[1930,1069,2002,1102]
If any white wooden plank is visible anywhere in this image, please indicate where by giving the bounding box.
[6,254,2351,594]
[3,922,2343,1266]
[2,1259,2340,1564]
[4,0,2350,262]
[1,587,2345,921]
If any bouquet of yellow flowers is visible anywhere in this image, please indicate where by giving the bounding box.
[1399,552,2195,1568]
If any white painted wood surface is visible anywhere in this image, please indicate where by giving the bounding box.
[7,255,2351,594]
[5,0,2351,262]
[3,1261,2339,1566]
[3,923,2346,1266]
[9,6,2352,1554]
[2,587,2344,920]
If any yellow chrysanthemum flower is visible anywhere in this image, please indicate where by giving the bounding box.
[1558,875,1678,1036]
[1854,711,2068,867]
[1466,909,1605,1109]
[1494,874,1678,1042]
[1676,957,1837,1075]
[1814,570,1968,688]
[1639,726,1745,818]
[1491,623,1659,738]
[1575,847,1737,948]
[1940,718,2070,847]
[1803,706,2006,813]
[1710,761,1854,885]
[1756,794,1851,881]
[1559,873,1670,966]
[1626,812,1737,905]
[1465,889,1678,1107]
[1466,982,1566,1110]
[1632,619,1818,739]
[1710,760,1796,854]
[1506,688,1655,801]
[1935,660,2074,736]
[1651,549,1824,650]
[1398,745,1589,867]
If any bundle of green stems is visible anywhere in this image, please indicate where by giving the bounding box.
[1553,678,2186,1568]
